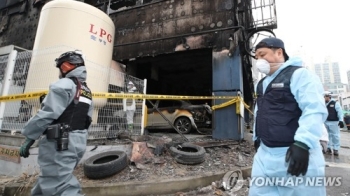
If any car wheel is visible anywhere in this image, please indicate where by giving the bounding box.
[84,151,128,179]
[174,117,192,134]
[169,143,206,165]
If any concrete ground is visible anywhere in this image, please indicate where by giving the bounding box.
[1,130,349,195]
[325,129,350,196]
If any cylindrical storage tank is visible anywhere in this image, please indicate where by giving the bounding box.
[24,0,115,122]
[109,60,125,88]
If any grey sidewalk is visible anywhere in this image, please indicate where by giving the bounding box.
[325,130,350,196]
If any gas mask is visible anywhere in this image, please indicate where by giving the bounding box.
[256,59,271,75]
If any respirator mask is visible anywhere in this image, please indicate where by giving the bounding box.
[256,59,271,75]
[256,59,282,75]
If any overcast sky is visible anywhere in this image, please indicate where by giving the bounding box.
[273,0,349,83]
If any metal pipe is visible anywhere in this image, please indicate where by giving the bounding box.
[129,75,189,141]
[140,78,147,135]
[146,99,189,142]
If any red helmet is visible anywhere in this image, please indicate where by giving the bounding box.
[55,50,84,68]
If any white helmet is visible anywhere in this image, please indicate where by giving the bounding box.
[127,81,136,91]
[323,91,332,97]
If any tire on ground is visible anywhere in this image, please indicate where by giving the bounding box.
[169,143,205,165]
[84,150,128,179]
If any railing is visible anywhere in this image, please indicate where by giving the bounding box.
[239,0,277,30]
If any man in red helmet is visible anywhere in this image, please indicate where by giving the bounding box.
[19,50,93,196]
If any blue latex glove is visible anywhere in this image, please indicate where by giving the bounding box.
[19,138,35,158]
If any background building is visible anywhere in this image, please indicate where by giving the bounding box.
[313,57,347,94]
[339,92,350,111]
[347,70,350,92]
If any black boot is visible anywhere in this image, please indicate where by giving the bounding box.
[333,150,339,156]
[327,148,332,154]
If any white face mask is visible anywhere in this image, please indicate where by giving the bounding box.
[256,59,271,75]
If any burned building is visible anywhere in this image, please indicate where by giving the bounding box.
[0,0,277,140]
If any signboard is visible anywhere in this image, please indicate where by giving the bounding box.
[0,145,21,164]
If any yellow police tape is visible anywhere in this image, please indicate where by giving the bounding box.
[0,91,48,102]
[0,91,254,115]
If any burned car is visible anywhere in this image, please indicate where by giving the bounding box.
[145,100,212,134]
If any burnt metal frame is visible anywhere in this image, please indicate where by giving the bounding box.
[114,26,246,48]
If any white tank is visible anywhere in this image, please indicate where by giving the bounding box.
[109,60,125,88]
[25,0,115,110]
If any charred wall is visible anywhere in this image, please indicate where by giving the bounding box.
[109,0,244,61]
[0,0,255,102]
[0,0,41,50]
[0,0,253,59]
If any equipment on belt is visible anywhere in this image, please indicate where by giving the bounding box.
[45,123,71,151]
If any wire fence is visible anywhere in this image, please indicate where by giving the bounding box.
[0,46,146,140]
[1,50,31,131]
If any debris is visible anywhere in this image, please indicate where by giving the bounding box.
[130,142,154,164]
[154,144,165,156]
[222,170,244,192]
[235,162,246,167]
[238,153,244,162]
[129,167,137,173]
[192,140,239,148]
[90,145,98,151]
[146,142,156,148]
[6,135,255,196]
[135,163,149,170]
[154,157,166,164]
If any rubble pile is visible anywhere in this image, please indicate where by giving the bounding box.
[75,135,255,195]
[1,134,255,196]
